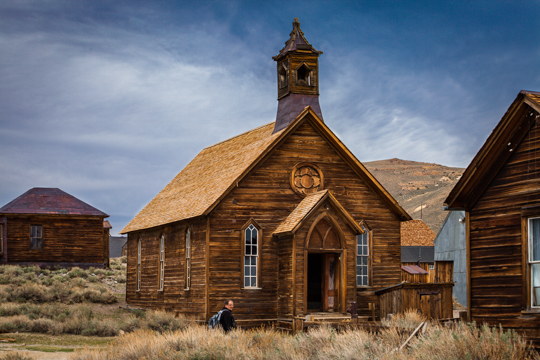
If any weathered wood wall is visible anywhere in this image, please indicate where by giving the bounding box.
[1,215,106,266]
[469,119,540,346]
[376,282,454,320]
[125,217,207,318]
[208,121,402,322]
[125,120,404,323]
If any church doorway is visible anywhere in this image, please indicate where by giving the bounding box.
[307,252,340,311]
[305,215,344,313]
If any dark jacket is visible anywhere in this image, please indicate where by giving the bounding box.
[220,307,236,332]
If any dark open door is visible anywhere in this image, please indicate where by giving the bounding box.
[306,216,345,313]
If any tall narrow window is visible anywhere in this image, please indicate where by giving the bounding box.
[137,239,141,291]
[356,226,370,286]
[185,228,191,289]
[529,217,540,308]
[30,225,42,250]
[244,224,258,288]
[158,235,165,291]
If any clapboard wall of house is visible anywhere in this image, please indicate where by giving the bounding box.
[125,217,207,318]
[3,215,106,265]
[469,120,540,345]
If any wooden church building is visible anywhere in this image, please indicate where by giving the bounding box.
[122,18,412,324]
[444,91,540,346]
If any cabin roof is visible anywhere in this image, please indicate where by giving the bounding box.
[103,220,112,229]
[401,264,429,275]
[122,107,411,234]
[273,189,364,237]
[445,91,540,210]
[400,219,436,246]
[401,246,434,263]
[272,17,322,61]
[0,188,108,217]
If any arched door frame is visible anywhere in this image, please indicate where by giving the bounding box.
[303,212,347,313]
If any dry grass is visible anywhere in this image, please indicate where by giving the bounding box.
[68,311,540,360]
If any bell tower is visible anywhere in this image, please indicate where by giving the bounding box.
[272,18,323,134]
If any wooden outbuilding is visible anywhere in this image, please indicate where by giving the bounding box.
[121,18,412,326]
[0,187,110,268]
[401,220,436,282]
[444,90,540,346]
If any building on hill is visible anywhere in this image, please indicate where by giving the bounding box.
[444,90,540,346]
[434,210,466,307]
[0,187,110,268]
[121,18,412,326]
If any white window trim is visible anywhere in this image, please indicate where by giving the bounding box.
[243,223,259,288]
[136,239,141,291]
[185,228,191,290]
[158,235,165,291]
[356,226,370,287]
[529,217,540,309]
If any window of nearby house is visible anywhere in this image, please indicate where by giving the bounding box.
[137,238,141,291]
[243,223,260,288]
[30,225,42,250]
[356,226,370,287]
[529,217,540,308]
[158,235,165,291]
[429,264,435,270]
[185,228,191,290]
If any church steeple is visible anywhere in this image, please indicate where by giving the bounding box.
[272,18,324,134]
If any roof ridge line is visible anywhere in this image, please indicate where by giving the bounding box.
[202,121,276,150]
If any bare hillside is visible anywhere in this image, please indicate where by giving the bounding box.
[364,158,465,233]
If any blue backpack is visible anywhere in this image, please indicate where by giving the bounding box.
[208,310,224,329]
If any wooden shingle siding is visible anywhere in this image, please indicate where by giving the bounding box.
[4,216,106,265]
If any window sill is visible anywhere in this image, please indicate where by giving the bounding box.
[183,288,190,291]
[521,309,540,315]
[242,287,262,290]
[158,289,164,293]
[356,286,373,290]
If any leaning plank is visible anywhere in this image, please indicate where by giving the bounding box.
[398,321,425,352]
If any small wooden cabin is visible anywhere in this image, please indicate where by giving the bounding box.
[445,90,540,346]
[0,188,110,268]
[121,18,412,325]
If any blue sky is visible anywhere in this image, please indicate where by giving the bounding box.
[1,0,539,235]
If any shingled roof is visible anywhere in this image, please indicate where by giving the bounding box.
[400,220,436,246]
[122,122,283,233]
[272,17,322,61]
[0,188,108,217]
[273,190,363,237]
[122,107,411,234]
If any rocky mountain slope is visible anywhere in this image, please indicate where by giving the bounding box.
[363,158,465,234]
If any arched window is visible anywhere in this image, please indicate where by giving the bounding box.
[357,224,371,287]
[137,238,141,291]
[242,221,262,288]
[158,235,165,291]
[185,228,191,290]
[296,64,311,86]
